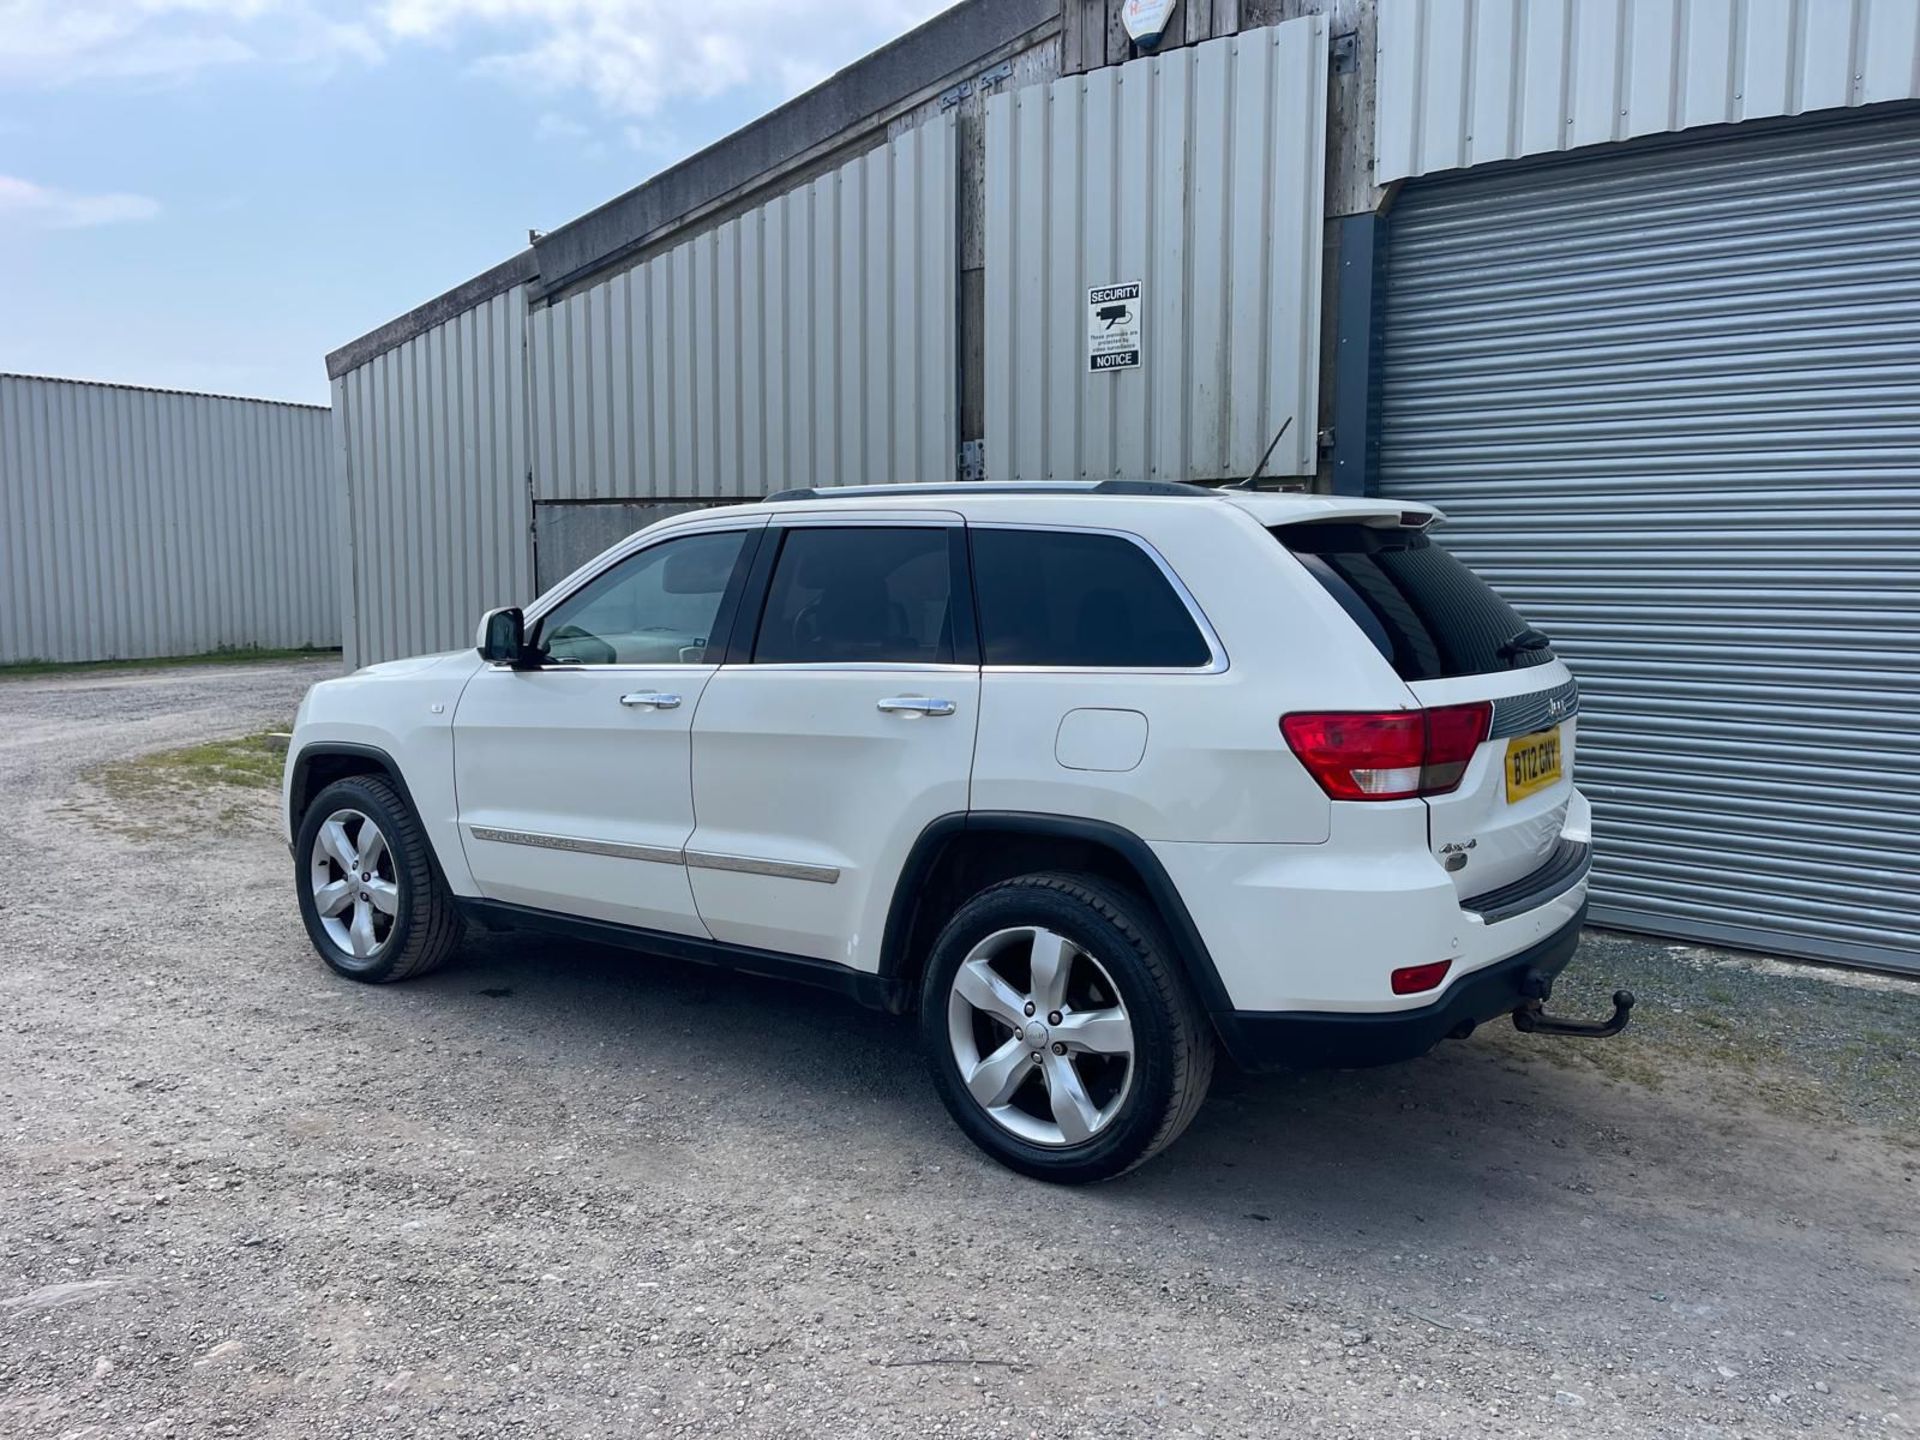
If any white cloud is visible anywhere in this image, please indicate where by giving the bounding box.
[0,0,380,86]
[379,0,950,117]
[536,109,609,156]
[0,174,162,227]
[0,0,951,119]
[534,110,591,141]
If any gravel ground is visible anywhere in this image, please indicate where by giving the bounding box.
[1,658,1915,1439]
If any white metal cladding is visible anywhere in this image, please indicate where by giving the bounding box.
[0,374,337,665]
[1373,109,1920,973]
[530,118,956,501]
[984,18,1327,484]
[1376,0,1920,183]
[330,287,534,668]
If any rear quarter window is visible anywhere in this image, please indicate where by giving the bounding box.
[971,528,1212,668]
[1275,522,1555,682]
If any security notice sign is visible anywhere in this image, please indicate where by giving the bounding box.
[1087,282,1142,372]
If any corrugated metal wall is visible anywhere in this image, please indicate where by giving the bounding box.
[983,19,1327,484]
[330,288,533,668]
[1373,110,1920,973]
[0,374,338,665]
[1376,0,1920,183]
[530,118,957,500]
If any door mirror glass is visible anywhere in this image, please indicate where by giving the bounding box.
[477,606,528,665]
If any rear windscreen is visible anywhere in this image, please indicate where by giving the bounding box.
[1274,522,1556,682]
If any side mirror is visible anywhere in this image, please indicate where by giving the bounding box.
[477,606,531,666]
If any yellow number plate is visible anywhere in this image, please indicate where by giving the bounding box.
[1505,726,1563,803]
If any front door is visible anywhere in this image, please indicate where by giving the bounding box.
[686,517,980,966]
[453,522,760,933]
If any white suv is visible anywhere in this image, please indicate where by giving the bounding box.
[285,482,1602,1181]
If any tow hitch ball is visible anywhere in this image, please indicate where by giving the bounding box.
[1511,971,1636,1039]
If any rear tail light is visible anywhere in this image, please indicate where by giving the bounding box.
[1280,702,1492,801]
[1420,702,1492,793]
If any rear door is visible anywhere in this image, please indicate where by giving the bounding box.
[1277,519,1577,897]
[685,514,980,965]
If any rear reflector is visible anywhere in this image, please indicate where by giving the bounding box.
[1280,702,1492,801]
[1391,959,1453,996]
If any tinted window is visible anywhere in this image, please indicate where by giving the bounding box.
[971,529,1211,668]
[536,530,746,665]
[1276,522,1555,681]
[753,527,954,665]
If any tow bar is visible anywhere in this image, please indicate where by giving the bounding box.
[1511,970,1636,1039]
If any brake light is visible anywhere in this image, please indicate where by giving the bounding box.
[1280,702,1492,801]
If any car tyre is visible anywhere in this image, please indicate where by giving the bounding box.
[920,872,1214,1183]
[294,774,462,983]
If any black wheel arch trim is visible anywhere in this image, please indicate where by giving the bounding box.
[288,743,453,895]
[289,742,421,828]
[878,811,1238,1020]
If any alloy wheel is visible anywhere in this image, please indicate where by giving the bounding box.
[946,925,1135,1147]
[309,808,400,959]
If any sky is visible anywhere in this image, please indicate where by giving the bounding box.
[0,0,951,405]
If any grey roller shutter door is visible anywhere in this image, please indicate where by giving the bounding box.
[1374,109,1920,974]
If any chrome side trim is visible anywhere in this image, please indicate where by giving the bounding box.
[684,850,842,884]
[466,826,683,867]
[465,826,839,883]
[1490,677,1581,739]
[735,661,978,674]
[511,663,719,676]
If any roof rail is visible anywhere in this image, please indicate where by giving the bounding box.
[761,480,1221,503]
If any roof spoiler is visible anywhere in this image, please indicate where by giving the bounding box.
[1275,506,1441,530]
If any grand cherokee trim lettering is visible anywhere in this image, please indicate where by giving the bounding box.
[467,826,682,867]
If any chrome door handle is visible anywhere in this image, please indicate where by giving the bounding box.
[876,696,956,718]
[619,691,682,710]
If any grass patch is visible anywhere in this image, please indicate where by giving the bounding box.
[94,731,288,794]
[0,646,339,680]
[79,730,289,839]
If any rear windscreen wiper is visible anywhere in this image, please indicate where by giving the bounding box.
[1498,627,1552,664]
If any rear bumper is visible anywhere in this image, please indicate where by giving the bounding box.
[1214,903,1588,1072]
[1149,787,1594,1016]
